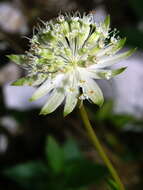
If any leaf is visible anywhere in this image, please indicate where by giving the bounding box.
[4,161,48,190]
[95,100,113,121]
[64,159,108,188]
[46,136,64,174]
[110,114,135,129]
[63,138,82,161]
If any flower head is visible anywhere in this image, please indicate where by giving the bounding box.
[8,13,135,116]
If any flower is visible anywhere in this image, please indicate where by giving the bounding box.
[8,13,135,116]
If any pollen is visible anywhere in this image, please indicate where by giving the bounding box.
[79,80,86,83]
[68,88,75,92]
[89,90,94,94]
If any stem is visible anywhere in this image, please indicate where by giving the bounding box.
[79,104,125,190]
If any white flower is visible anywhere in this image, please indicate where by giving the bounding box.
[8,13,135,116]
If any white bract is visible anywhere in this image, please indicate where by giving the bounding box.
[8,13,135,116]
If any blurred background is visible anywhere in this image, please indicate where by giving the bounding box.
[0,0,143,189]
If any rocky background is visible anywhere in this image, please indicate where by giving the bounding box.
[0,0,143,190]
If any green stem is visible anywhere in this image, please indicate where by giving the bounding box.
[79,104,125,190]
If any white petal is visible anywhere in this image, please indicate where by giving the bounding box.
[64,73,79,116]
[30,74,64,101]
[78,69,104,106]
[96,38,126,58]
[11,74,47,86]
[87,67,127,80]
[64,93,78,116]
[40,88,65,115]
[89,48,136,69]
[78,25,91,48]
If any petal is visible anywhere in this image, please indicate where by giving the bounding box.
[64,73,79,116]
[103,15,110,29]
[86,32,100,46]
[89,48,136,69]
[79,70,104,107]
[96,38,126,58]
[30,74,64,101]
[87,67,127,80]
[40,88,65,115]
[11,77,35,86]
[78,24,91,48]
[7,55,27,66]
[64,93,78,117]
[11,75,46,86]
[96,48,136,69]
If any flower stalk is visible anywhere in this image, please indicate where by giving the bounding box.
[79,104,125,190]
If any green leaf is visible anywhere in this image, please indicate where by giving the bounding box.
[63,138,82,161]
[64,159,108,188]
[46,136,64,174]
[95,100,113,121]
[110,114,135,129]
[4,161,48,190]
